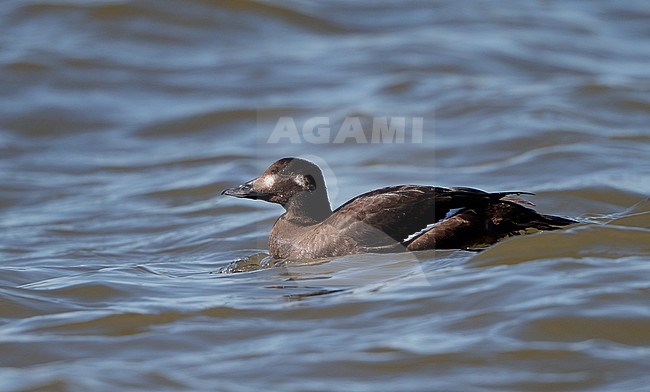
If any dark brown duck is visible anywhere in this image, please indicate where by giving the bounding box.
[222,158,575,259]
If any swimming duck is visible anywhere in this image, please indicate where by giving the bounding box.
[222,158,575,259]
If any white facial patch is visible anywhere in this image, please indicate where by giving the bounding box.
[261,175,277,188]
[293,175,308,188]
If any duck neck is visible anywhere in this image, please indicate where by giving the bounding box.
[283,191,332,225]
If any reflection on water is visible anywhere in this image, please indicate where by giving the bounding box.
[1,0,650,391]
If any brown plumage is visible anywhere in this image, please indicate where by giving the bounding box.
[222,158,575,259]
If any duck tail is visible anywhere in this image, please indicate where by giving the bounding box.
[541,214,577,227]
[519,213,577,231]
[491,191,535,200]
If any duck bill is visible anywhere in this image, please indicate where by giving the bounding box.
[221,179,267,200]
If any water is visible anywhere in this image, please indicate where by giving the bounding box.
[1,1,650,391]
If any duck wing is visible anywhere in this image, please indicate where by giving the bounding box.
[406,199,577,250]
[325,185,526,249]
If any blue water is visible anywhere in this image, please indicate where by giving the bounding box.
[1,1,650,391]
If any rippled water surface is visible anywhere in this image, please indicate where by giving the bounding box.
[1,1,650,391]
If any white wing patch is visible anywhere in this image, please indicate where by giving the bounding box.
[444,207,463,220]
[402,208,464,242]
[403,221,438,242]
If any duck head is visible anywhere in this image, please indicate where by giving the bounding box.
[222,158,332,221]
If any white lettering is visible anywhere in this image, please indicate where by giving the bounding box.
[302,117,330,144]
[333,117,367,144]
[267,117,300,144]
[411,117,423,143]
[372,117,406,143]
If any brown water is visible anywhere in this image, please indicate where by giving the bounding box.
[2,1,650,391]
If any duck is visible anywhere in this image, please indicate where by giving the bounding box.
[222,157,575,259]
